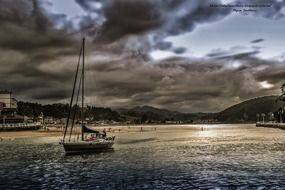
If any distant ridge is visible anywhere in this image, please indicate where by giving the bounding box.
[119,105,217,122]
[217,96,285,122]
[16,95,285,123]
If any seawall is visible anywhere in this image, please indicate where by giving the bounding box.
[0,122,42,131]
[256,122,285,130]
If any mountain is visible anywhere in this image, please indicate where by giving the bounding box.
[119,106,175,122]
[217,96,285,122]
[16,96,285,123]
[130,106,180,117]
[119,105,217,122]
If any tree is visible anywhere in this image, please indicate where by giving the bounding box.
[278,107,284,123]
[256,113,260,123]
[261,113,266,123]
[278,83,285,102]
[268,112,274,122]
[276,83,285,123]
[141,114,148,123]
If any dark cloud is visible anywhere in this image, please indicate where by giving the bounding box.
[206,46,260,60]
[67,52,283,112]
[1,42,284,112]
[255,66,285,84]
[251,38,265,43]
[155,41,172,51]
[173,47,186,54]
[73,0,285,59]
[0,0,78,53]
[74,0,103,12]
[72,0,285,56]
[0,0,284,112]
[216,51,260,60]
[71,0,234,56]
[97,0,164,42]
[0,0,80,101]
[246,0,285,19]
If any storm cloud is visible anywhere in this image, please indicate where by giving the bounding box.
[251,38,265,43]
[77,53,284,112]
[0,0,284,112]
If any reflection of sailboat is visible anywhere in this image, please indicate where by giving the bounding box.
[60,38,115,154]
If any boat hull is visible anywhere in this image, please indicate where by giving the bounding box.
[62,140,114,154]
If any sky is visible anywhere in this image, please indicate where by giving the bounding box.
[0,0,285,113]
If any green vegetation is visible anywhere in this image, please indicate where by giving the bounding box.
[17,86,285,123]
[16,103,215,123]
[118,106,217,123]
[217,96,285,122]
[275,83,285,123]
[17,102,120,121]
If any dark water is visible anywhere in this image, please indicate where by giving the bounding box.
[1,124,285,189]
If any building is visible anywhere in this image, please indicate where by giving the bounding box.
[0,91,17,110]
[0,102,5,110]
[0,91,23,123]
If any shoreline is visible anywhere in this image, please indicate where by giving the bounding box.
[0,128,63,141]
[256,122,285,130]
[0,123,256,141]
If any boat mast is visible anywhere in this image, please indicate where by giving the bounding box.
[81,37,85,141]
[63,45,82,142]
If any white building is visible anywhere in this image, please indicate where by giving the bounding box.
[0,91,17,110]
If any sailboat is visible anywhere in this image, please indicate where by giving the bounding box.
[60,38,115,154]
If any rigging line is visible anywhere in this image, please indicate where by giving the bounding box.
[81,37,85,141]
[69,74,82,142]
[63,43,83,142]
[77,123,80,141]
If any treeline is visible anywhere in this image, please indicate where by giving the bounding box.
[17,102,121,121]
[118,106,217,123]
[16,102,207,123]
[18,96,285,124]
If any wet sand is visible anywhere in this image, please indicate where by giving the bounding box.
[0,124,202,140]
[1,124,284,142]
[0,128,63,140]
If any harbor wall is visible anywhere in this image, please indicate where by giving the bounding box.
[256,122,285,130]
[0,122,42,131]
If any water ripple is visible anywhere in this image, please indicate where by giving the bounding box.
[1,125,285,189]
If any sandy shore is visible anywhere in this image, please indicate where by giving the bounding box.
[0,125,202,141]
[0,124,246,141]
[0,128,63,140]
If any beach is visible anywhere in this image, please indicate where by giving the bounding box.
[0,123,283,141]
[0,124,229,140]
[0,128,63,140]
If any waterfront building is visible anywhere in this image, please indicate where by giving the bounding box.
[0,91,17,110]
[0,91,23,123]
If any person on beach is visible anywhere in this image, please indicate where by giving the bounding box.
[103,128,107,138]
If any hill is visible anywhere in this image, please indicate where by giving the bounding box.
[119,105,217,123]
[217,96,285,122]
[16,96,285,123]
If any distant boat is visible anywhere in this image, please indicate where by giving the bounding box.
[60,38,115,154]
